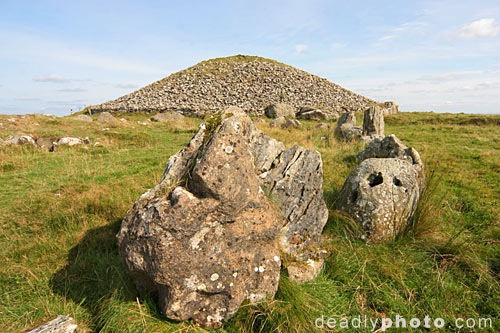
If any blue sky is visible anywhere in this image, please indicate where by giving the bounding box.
[1,0,500,115]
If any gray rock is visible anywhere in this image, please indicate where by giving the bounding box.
[2,135,36,146]
[55,137,90,147]
[28,315,77,333]
[256,144,328,282]
[117,109,282,327]
[97,112,120,126]
[357,134,424,185]
[363,105,385,137]
[382,101,398,115]
[36,137,56,151]
[150,111,184,122]
[335,158,421,243]
[264,103,296,119]
[269,116,286,128]
[335,112,362,140]
[73,114,92,122]
[296,107,334,121]
[284,119,302,129]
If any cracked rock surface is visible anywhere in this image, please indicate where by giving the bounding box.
[117,107,328,326]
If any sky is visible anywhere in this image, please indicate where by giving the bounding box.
[1,0,500,116]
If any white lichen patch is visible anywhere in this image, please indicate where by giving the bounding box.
[233,272,238,278]
[258,266,265,272]
[190,227,210,250]
[210,273,219,281]
[273,255,280,262]
[197,283,207,291]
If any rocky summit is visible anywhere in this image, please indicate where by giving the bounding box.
[89,55,375,117]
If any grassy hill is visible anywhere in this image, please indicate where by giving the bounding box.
[0,112,499,332]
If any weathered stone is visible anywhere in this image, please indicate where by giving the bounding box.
[117,110,282,327]
[264,103,296,119]
[56,137,90,147]
[382,101,398,115]
[97,112,120,126]
[363,105,385,137]
[296,107,334,121]
[151,111,184,122]
[28,315,77,333]
[335,112,362,141]
[269,116,285,128]
[89,55,375,116]
[2,135,36,146]
[36,137,55,151]
[335,158,421,243]
[73,114,92,122]
[118,107,329,326]
[357,134,424,185]
[284,119,302,129]
[256,144,328,282]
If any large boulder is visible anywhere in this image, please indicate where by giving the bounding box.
[97,112,120,126]
[335,158,421,243]
[362,105,385,137]
[1,135,36,146]
[357,135,424,185]
[264,103,296,119]
[284,119,302,129]
[73,114,92,122]
[151,111,184,122]
[117,107,329,326]
[36,137,56,151]
[335,112,362,141]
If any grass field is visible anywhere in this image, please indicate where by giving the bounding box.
[0,111,499,332]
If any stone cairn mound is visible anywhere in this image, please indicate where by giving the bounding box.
[117,107,328,327]
[89,55,377,118]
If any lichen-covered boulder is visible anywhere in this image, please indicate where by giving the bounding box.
[117,109,282,327]
[357,134,424,186]
[36,137,56,151]
[117,107,329,326]
[2,135,36,146]
[264,103,296,119]
[150,111,184,122]
[249,126,328,282]
[336,158,421,243]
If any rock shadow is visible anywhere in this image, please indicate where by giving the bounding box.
[50,219,141,326]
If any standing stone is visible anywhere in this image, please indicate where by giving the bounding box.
[335,112,362,141]
[264,103,296,119]
[362,105,385,137]
[335,158,421,243]
[117,109,282,327]
[382,101,398,115]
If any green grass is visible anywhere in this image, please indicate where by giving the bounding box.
[0,112,499,332]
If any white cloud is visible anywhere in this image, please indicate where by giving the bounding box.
[294,44,308,54]
[115,83,139,89]
[379,35,395,41]
[57,87,87,92]
[33,74,66,83]
[459,18,500,38]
